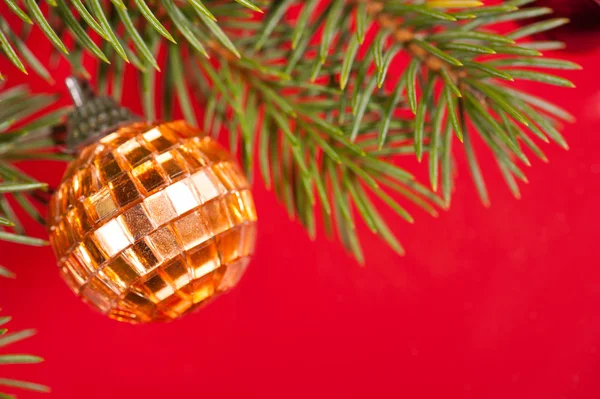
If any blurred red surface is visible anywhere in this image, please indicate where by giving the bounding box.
[1,17,600,399]
[522,0,600,52]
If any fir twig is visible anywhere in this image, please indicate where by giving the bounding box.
[0,0,579,261]
[0,85,66,246]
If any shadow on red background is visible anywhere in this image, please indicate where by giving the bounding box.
[1,14,600,399]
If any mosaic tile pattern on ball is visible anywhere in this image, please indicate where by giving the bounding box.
[48,121,257,323]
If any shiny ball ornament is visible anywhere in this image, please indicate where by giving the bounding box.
[47,79,257,323]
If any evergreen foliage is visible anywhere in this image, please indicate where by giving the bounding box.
[0,266,49,397]
[0,0,578,261]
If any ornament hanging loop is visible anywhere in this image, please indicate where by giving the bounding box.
[66,77,96,108]
[64,76,141,153]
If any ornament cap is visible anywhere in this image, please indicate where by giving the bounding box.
[65,77,141,152]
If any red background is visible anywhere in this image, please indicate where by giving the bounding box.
[2,16,600,399]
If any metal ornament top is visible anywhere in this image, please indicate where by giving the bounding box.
[65,77,141,152]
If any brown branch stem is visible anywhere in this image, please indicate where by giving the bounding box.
[365,1,465,83]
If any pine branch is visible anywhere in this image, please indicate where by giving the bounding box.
[243,0,578,206]
[0,271,50,395]
[0,0,580,261]
[0,324,48,395]
[0,0,263,79]
[168,0,576,258]
[0,84,68,246]
[0,101,50,391]
[183,48,442,262]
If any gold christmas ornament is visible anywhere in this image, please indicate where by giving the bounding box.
[47,78,257,323]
